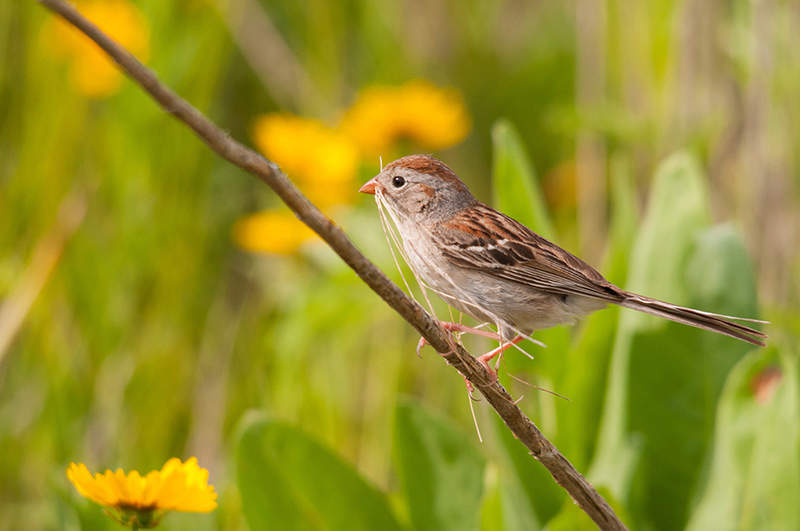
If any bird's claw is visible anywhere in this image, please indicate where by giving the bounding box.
[416,336,427,358]
[416,321,501,358]
[415,323,524,398]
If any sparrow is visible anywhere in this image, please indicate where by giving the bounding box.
[359,154,766,368]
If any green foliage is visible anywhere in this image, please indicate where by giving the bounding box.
[591,154,760,529]
[394,397,485,531]
[479,466,540,531]
[235,400,489,531]
[687,348,800,531]
[236,412,404,531]
[491,119,555,240]
[491,414,564,525]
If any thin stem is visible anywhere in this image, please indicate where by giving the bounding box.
[35,1,627,528]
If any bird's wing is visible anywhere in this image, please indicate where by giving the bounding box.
[437,203,623,302]
[436,203,767,346]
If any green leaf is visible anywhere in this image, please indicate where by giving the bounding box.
[556,306,620,470]
[497,474,542,531]
[491,119,555,240]
[394,397,485,531]
[592,153,713,496]
[235,411,404,531]
[480,464,541,531]
[687,348,799,531]
[480,474,504,531]
[623,152,711,305]
[591,154,759,530]
[491,414,564,525]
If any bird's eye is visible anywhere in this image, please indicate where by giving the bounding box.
[392,176,406,188]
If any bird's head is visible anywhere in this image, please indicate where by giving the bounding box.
[359,155,476,223]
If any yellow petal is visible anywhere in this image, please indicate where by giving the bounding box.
[150,457,218,512]
[341,80,470,154]
[43,0,149,98]
[252,113,359,206]
[233,210,316,255]
[66,458,217,514]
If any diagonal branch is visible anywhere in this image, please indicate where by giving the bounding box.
[36,1,626,529]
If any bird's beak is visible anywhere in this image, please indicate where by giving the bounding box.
[359,177,378,195]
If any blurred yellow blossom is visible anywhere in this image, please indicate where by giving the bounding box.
[44,0,149,98]
[341,80,470,154]
[233,209,317,255]
[67,457,216,528]
[252,114,359,208]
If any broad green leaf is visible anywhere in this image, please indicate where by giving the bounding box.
[480,464,541,531]
[591,154,759,530]
[555,306,620,470]
[623,152,711,304]
[687,348,799,531]
[624,226,758,529]
[491,119,555,240]
[592,153,712,496]
[480,473,504,531]
[394,398,485,531]
[497,472,542,531]
[236,412,404,531]
[491,414,563,525]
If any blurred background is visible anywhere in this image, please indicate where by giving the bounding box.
[1,0,799,529]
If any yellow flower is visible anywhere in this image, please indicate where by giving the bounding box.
[233,209,317,255]
[341,80,470,154]
[252,114,359,208]
[44,0,149,98]
[67,457,217,529]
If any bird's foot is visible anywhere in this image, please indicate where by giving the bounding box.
[416,324,526,397]
[476,335,524,367]
[464,335,525,395]
[416,321,501,357]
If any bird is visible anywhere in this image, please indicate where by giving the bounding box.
[359,154,766,371]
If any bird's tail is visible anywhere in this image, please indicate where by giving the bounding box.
[618,292,768,347]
